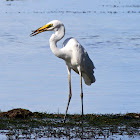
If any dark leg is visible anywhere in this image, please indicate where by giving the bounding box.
[64,68,72,122]
[80,72,84,122]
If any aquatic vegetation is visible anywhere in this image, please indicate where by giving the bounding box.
[0,109,140,139]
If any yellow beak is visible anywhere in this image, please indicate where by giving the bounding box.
[30,24,53,37]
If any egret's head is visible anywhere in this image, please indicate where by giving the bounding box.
[30,20,64,37]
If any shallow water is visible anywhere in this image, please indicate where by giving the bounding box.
[0,0,140,114]
[0,128,140,140]
[0,129,139,140]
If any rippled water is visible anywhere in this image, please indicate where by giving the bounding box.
[0,0,140,114]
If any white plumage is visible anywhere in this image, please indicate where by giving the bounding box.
[63,37,95,85]
[30,20,95,122]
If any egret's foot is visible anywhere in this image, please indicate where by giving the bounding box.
[63,115,66,123]
[63,118,66,123]
[61,119,66,123]
[81,114,84,124]
[63,113,67,123]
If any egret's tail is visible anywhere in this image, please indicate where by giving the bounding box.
[82,73,96,86]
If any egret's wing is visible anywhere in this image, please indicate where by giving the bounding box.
[81,46,95,85]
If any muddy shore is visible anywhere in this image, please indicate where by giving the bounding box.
[0,108,139,139]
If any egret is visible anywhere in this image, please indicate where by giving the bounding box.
[30,20,96,122]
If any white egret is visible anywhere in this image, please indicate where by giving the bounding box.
[30,20,96,122]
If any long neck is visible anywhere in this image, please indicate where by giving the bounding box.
[49,25,65,59]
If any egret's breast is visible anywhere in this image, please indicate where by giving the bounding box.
[63,38,82,74]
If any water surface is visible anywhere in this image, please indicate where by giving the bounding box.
[0,0,140,114]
